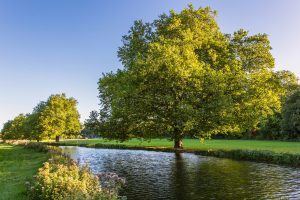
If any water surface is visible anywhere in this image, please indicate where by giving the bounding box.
[61,146,300,200]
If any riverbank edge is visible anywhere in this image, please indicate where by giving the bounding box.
[1,141,122,199]
[47,142,300,167]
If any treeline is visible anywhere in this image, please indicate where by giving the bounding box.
[0,93,81,142]
[215,77,300,141]
[258,89,300,140]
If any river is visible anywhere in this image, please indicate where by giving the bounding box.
[60,146,300,200]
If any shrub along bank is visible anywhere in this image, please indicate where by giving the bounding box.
[1,142,124,200]
[24,143,124,200]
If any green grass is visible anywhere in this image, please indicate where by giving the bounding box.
[0,143,48,200]
[59,138,300,154]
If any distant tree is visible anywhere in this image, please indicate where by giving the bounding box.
[38,94,81,142]
[1,114,27,140]
[258,112,282,140]
[80,128,97,139]
[258,70,299,139]
[84,110,101,136]
[1,120,14,140]
[281,90,300,139]
[23,101,47,141]
[1,94,80,142]
[97,5,284,148]
[275,70,299,97]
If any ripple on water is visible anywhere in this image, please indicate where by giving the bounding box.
[60,146,300,200]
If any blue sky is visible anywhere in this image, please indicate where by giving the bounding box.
[0,0,300,128]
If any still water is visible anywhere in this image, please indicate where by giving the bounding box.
[61,146,300,200]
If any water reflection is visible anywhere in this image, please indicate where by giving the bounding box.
[61,146,300,200]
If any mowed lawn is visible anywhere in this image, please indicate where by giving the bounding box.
[59,138,300,154]
[0,143,48,200]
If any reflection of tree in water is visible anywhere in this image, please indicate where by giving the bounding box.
[194,159,286,199]
[171,153,187,200]
[60,146,79,158]
[169,154,288,200]
[61,147,299,200]
[170,152,199,200]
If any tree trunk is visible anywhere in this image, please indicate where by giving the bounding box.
[174,128,183,149]
[174,138,183,149]
[251,129,257,138]
[55,135,60,143]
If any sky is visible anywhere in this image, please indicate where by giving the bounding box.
[0,0,300,129]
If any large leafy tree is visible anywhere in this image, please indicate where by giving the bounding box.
[38,94,81,142]
[98,5,284,148]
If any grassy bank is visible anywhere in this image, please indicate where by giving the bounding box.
[55,139,300,167]
[0,143,48,200]
[57,138,300,154]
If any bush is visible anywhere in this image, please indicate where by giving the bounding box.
[25,143,123,200]
[27,159,108,200]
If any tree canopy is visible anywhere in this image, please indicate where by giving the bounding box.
[1,114,27,140]
[281,90,300,139]
[84,110,101,136]
[38,94,81,142]
[1,94,81,142]
[257,71,299,140]
[97,5,290,148]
